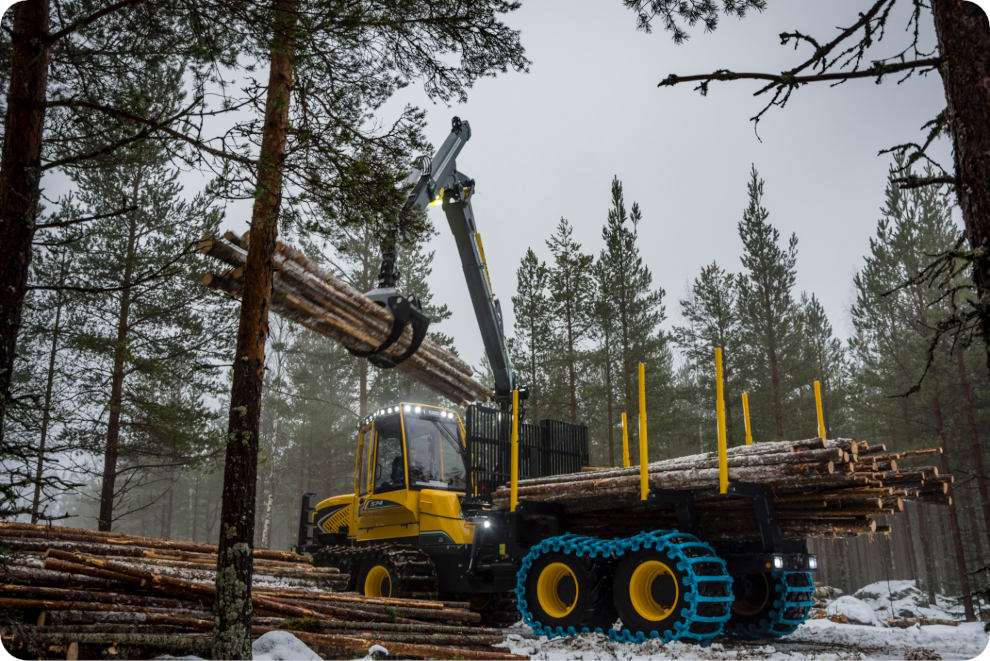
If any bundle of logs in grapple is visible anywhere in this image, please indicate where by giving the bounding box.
[491,438,950,540]
[198,232,493,406]
[0,523,524,660]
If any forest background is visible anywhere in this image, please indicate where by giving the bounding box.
[1,0,988,622]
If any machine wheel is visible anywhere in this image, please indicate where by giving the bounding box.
[317,544,438,599]
[359,561,395,597]
[522,551,615,634]
[612,549,687,635]
[724,571,814,638]
[608,531,733,644]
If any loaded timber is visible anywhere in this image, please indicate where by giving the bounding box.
[202,118,949,645]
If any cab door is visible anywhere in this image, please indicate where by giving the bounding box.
[356,414,418,541]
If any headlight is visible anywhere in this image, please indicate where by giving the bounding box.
[772,554,784,570]
[808,555,818,570]
[483,519,492,529]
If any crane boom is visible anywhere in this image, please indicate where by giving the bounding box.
[403,117,520,409]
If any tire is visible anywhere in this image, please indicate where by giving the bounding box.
[358,560,396,597]
[523,551,615,632]
[725,571,815,638]
[612,549,688,635]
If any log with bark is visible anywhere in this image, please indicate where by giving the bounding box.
[0,523,525,660]
[199,232,493,405]
[490,437,948,542]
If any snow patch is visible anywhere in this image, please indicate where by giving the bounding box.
[251,631,322,661]
[827,595,885,626]
[853,580,987,622]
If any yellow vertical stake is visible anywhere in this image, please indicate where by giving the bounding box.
[621,412,630,468]
[638,363,648,501]
[814,380,826,439]
[510,389,519,512]
[716,348,729,494]
[742,392,753,446]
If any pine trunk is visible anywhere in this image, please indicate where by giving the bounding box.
[32,257,66,523]
[212,1,297,658]
[931,0,990,377]
[565,301,577,423]
[98,208,139,532]
[955,346,990,546]
[0,0,50,442]
[934,389,976,620]
[768,340,783,439]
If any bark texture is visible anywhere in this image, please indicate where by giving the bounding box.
[212,1,297,658]
[932,0,990,374]
[0,0,50,441]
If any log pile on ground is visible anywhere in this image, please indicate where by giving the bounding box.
[199,232,492,406]
[0,523,524,660]
[491,438,949,540]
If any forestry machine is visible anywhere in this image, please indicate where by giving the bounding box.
[297,118,819,642]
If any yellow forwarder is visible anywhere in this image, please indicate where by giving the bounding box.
[297,119,817,640]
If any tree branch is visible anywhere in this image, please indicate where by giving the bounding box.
[35,205,137,230]
[47,0,148,43]
[659,57,941,89]
[44,98,256,167]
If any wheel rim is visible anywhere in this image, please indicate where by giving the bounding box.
[364,565,391,597]
[536,562,578,619]
[628,560,678,621]
[731,573,771,616]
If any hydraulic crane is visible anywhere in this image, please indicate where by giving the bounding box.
[351,116,522,410]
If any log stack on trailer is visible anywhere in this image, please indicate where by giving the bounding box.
[489,437,948,540]
[0,523,525,660]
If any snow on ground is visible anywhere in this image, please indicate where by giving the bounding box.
[852,580,987,622]
[500,581,990,661]
[252,631,322,661]
[501,621,989,661]
[828,595,884,626]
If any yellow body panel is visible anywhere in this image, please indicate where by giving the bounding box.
[419,489,476,545]
[314,487,476,545]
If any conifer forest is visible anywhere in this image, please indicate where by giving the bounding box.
[1,0,989,658]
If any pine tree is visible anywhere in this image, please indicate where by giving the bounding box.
[511,248,552,420]
[674,261,741,447]
[546,218,594,423]
[52,73,232,531]
[598,176,668,458]
[795,292,848,438]
[588,259,620,464]
[735,165,800,441]
[850,158,982,618]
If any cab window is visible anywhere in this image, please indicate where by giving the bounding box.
[403,416,466,491]
[373,416,405,493]
[357,428,373,496]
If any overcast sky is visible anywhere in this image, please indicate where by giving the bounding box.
[368,0,967,370]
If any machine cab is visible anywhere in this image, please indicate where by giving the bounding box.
[312,402,476,546]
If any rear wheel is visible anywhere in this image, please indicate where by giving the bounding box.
[725,571,814,638]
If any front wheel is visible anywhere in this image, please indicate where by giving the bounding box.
[522,551,615,634]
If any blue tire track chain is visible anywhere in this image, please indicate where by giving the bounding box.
[726,570,815,638]
[514,530,734,645]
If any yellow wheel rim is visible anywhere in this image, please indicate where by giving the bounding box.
[364,565,391,597]
[731,573,770,616]
[536,562,578,619]
[629,560,678,621]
